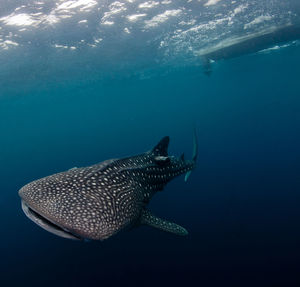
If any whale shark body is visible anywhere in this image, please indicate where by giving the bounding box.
[19,135,197,241]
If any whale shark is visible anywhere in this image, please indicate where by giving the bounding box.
[19,134,198,241]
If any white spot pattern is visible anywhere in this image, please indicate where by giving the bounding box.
[19,141,195,240]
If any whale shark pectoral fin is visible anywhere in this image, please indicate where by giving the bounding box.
[140,209,188,236]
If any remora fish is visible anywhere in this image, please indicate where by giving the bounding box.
[19,133,198,241]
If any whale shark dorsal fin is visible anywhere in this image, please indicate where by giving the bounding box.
[180,153,185,161]
[140,209,188,236]
[152,136,169,156]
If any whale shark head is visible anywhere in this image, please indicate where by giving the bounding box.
[19,133,198,241]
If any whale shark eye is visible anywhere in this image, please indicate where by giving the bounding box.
[154,156,170,166]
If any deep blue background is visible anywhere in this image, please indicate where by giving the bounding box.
[1,45,300,287]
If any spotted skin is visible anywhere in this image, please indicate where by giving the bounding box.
[19,136,197,240]
[140,209,188,236]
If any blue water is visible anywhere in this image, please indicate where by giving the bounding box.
[1,1,300,286]
[0,46,299,286]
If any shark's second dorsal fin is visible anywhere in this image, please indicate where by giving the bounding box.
[152,136,169,156]
[140,209,188,236]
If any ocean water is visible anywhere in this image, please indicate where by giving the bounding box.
[1,1,300,286]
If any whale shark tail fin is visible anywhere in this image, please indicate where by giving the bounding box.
[184,128,198,182]
[192,128,198,163]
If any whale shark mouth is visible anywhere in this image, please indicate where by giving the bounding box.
[21,200,82,240]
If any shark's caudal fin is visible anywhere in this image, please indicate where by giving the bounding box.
[184,129,198,182]
[140,209,188,236]
[152,136,169,156]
